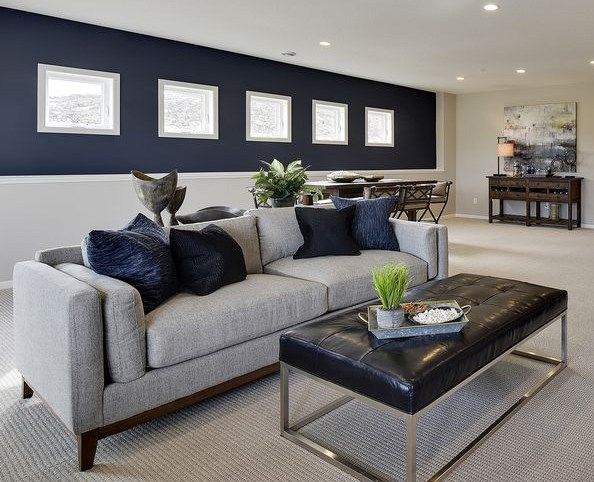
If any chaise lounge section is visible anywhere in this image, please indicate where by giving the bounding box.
[13,207,448,470]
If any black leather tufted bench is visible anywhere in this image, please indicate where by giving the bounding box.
[279,274,568,482]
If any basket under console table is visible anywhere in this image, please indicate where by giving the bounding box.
[487,176,582,230]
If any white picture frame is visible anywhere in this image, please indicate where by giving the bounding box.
[158,79,219,139]
[37,63,120,135]
[312,99,348,145]
[365,107,394,147]
[246,91,292,142]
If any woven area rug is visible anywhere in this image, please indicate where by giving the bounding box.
[1,218,592,481]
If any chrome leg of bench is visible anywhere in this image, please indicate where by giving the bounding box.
[280,312,568,482]
[429,357,566,480]
[280,363,289,433]
[562,313,568,363]
[280,363,382,481]
[406,415,418,482]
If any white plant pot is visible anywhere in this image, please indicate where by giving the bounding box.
[376,308,405,329]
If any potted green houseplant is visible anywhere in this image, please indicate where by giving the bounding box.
[372,263,410,329]
[250,159,315,208]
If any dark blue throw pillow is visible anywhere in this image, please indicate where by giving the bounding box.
[331,196,400,251]
[84,213,178,313]
[169,224,247,296]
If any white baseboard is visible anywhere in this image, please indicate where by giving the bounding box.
[454,213,490,220]
[0,280,13,290]
[452,213,594,229]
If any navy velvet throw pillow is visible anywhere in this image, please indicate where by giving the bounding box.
[169,224,247,296]
[84,214,178,313]
[293,206,361,259]
[331,196,400,251]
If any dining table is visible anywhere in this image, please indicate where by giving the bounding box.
[305,178,438,199]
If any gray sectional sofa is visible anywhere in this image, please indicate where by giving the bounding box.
[13,206,448,470]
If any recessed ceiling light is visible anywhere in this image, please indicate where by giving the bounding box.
[319,41,331,47]
[456,77,465,81]
[281,51,296,57]
[483,4,499,11]
[590,60,594,65]
[516,69,526,74]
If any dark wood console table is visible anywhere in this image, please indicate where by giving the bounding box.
[488,176,582,230]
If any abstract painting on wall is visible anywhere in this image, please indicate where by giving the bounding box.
[503,102,577,173]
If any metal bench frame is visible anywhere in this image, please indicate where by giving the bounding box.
[280,311,567,481]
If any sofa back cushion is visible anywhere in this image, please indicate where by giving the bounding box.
[36,245,84,266]
[55,263,146,384]
[246,207,304,265]
[169,215,262,274]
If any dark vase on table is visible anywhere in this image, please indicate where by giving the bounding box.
[270,197,296,208]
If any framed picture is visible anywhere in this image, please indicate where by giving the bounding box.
[312,99,348,145]
[365,107,394,147]
[246,91,292,142]
[503,102,577,173]
[158,79,218,139]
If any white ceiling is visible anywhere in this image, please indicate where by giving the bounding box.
[3,0,594,94]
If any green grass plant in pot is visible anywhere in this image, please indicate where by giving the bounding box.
[251,159,312,208]
[372,263,410,329]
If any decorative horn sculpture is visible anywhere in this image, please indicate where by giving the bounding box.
[166,186,187,226]
[131,170,178,226]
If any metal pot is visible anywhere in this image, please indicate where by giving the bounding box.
[549,203,560,222]
[270,197,296,208]
[376,308,405,329]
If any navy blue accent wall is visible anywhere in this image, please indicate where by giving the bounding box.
[0,8,436,176]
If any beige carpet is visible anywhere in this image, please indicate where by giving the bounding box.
[1,218,592,481]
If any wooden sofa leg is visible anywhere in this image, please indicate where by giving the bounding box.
[77,430,98,471]
[22,379,33,399]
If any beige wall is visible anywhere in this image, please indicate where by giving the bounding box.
[442,92,457,214]
[0,92,456,284]
[456,82,594,222]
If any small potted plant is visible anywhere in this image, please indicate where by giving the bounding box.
[250,159,315,208]
[372,263,410,329]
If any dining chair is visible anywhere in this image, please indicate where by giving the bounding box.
[418,181,452,223]
[394,183,434,221]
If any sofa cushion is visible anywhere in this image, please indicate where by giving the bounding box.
[264,250,428,311]
[246,207,303,265]
[145,274,327,368]
[170,215,262,274]
[55,263,146,383]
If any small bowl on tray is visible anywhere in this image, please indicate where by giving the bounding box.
[407,305,468,325]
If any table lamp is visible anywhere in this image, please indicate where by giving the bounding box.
[496,139,514,176]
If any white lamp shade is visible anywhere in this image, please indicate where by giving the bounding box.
[497,142,514,157]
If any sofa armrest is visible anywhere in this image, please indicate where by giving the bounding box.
[390,219,448,280]
[13,261,104,434]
